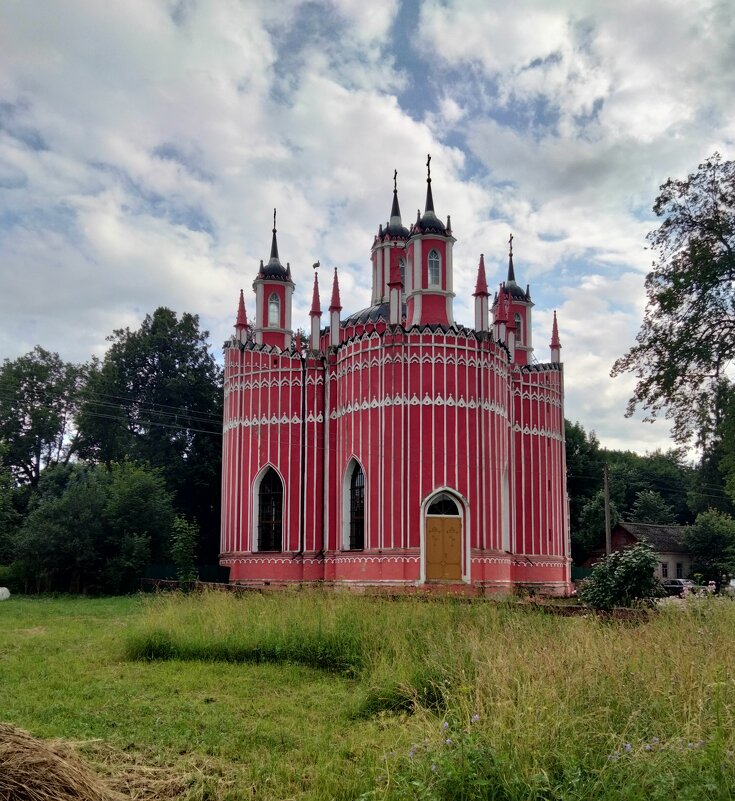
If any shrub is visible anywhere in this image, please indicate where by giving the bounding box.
[578,542,663,609]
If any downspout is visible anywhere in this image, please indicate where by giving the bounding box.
[298,349,307,556]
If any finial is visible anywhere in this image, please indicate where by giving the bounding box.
[273,208,277,233]
[426,153,431,183]
[393,169,397,193]
[509,232,513,257]
[313,260,320,272]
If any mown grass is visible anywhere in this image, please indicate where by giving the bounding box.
[3,591,735,799]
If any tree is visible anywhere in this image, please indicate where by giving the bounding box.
[578,542,663,610]
[0,347,85,486]
[77,308,222,562]
[629,490,675,525]
[0,445,19,564]
[565,420,605,536]
[684,509,735,585]
[612,154,735,448]
[571,489,620,563]
[170,515,199,584]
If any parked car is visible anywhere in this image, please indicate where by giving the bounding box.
[660,578,696,596]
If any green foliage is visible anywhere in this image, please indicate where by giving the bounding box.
[573,489,620,559]
[578,542,662,610]
[170,515,199,583]
[77,308,222,562]
[685,508,735,584]
[12,461,174,593]
[565,420,605,534]
[0,346,85,486]
[612,154,735,448]
[630,489,675,524]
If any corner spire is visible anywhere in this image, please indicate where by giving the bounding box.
[235,289,247,329]
[310,271,322,317]
[473,254,488,297]
[550,310,561,350]
[329,267,342,312]
[507,232,516,284]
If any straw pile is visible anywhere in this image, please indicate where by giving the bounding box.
[0,723,123,801]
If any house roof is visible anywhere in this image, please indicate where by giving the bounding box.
[616,521,689,554]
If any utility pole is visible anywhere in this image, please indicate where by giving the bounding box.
[603,463,612,556]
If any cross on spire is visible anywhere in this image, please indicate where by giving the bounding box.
[393,169,397,192]
[509,232,513,256]
[426,153,431,182]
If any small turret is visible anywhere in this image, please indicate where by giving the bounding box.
[473,254,489,333]
[309,271,322,351]
[550,310,561,364]
[329,268,342,347]
[252,208,294,348]
[234,289,248,343]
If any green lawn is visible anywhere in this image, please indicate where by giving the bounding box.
[2,592,735,800]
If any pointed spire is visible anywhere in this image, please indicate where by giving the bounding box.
[310,272,321,316]
[424,153,435,214]
[235,289,248,329]
[269,208,280,264]
[329,268,342,311]
[550,310,561,350]
[389,169,402,225]
[507,232,516,284]
[473,254,488,297]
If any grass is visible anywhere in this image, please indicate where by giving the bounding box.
[2,591,735,799]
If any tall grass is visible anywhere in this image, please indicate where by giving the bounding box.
[126,591,735,800]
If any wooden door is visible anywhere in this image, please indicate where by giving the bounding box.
[425,516,462,581]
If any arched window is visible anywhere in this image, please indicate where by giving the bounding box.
[514,312,523,344]
[268,293,280,327]
[427,493,459,516]
[258,468,282,551]
[428,249,441,287]
[349,464,365,549]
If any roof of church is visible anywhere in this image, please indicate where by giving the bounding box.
[257,209,290,281]
[343,301,405,325]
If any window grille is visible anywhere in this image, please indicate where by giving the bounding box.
[349,466,365,549]
[258,468,283,551]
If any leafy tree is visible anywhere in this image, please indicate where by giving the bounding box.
[171,515,199,584]
[578,542,663,610]
[77,308,222,562]
[684,509,735,585]
[629,489,675,524]
[612,154,735,448]
[0,446,19,564]
[573,489,619,562]
[565,420,605,534]
[0,347,85,486]
[13,461,175,593]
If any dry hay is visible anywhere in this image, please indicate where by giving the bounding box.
[0,723,123,801]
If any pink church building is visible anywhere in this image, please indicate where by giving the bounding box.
[220,161,571,594]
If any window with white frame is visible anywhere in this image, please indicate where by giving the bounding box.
[428,249,440,287]
[660,562,668,578]
[514,312,523,344]
[268,293,280,327]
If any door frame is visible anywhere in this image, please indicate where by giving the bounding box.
[420,487,470,584]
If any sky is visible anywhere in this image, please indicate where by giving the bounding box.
[1,0,734,454]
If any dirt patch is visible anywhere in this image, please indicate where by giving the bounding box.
[17,627,47,636]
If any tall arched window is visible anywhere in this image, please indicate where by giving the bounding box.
[258,468,282,551]
[268,293,280,327]
[514,312,523,344]
[428,249,441,287]
[349,464,365,549]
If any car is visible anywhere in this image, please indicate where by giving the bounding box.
[660,578,696,596]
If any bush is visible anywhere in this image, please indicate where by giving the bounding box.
[578,542,663,609]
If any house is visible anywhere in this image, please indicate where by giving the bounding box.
[586,521,692,580]
[219,160,572,594]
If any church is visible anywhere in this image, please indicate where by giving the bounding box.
[220,160,572,594]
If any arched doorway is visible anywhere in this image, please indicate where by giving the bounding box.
[425,492,462,581]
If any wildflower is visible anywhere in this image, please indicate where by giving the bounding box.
[644,745,653,752]
[431,764,437,772]
[608,752,620,761]
[624,743,632,753]
[409,746,417,760]
[445,738,453,746]
[442,721,449,730]
[471,712,480,723]
[651,737,660,745]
